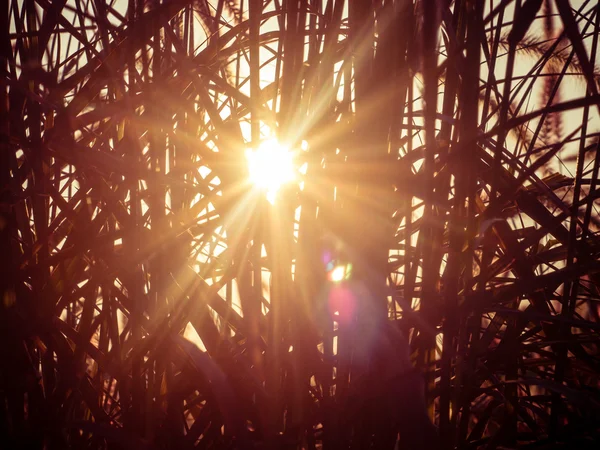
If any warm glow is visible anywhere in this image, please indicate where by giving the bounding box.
[328,263,352,283]
[329,265,346,282]
[246,138,295,203]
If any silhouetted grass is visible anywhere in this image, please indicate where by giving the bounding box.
[0,1,599,449]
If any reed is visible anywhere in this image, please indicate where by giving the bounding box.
[1,0,599,448]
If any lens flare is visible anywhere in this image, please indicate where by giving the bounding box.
[330,265,346,282]
[328,263,352,282]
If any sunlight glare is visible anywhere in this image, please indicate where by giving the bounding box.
[330,264,353,283]
[246,139,295,203]
[330,266,346,282]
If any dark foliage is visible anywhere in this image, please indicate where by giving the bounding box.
[1,0,599,449]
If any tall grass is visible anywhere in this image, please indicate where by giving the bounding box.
[1,0,599,448]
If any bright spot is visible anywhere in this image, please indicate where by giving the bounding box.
[246,138,295,203]
[328,263,352,282]
[330,265,346,282]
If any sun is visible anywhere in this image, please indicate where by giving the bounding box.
[245,138,295,203]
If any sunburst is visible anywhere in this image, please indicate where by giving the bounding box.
[245,138,296,203]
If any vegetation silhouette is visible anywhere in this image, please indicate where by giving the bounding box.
[1,0,599,449]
